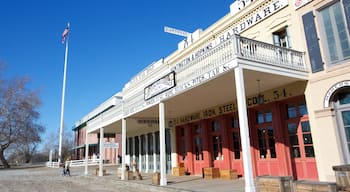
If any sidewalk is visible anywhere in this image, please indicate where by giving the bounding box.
[89,165,246,192]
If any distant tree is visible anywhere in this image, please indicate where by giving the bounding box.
[0,75,44,168]
[42,128,74,162]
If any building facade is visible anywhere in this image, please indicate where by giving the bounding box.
[73,0,350,190]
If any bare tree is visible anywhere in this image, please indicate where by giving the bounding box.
[42,128,74,162]
[0,76,44,168]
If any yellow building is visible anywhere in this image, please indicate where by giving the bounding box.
[73,0,350,191]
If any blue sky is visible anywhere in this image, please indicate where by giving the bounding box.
[0,0,233,147]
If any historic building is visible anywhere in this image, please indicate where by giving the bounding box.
[72,0,350,191]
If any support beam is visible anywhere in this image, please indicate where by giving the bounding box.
[84,128,89,175]
[159,102,167,186]
[234,67,256,192]
[121,118,127,180]
[99,127,104,177]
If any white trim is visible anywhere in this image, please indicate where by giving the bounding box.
[324,80,350,108]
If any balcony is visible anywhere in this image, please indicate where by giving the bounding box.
[123,35,308,117]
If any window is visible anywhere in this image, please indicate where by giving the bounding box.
[193,125,203,161]
[128,137,133,156]
[256,110,272,124]
[231,116,241,159]
[273,27,291,48]
[212,120,221,132]
[194,138,203,160]
[287,101,308,119]
[257,127,276,159]
[334,90,350,156]
[213,136,223,160]
[134,136,139,156]
[319,2,350,64]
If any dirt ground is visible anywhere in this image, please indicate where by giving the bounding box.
[0,165,137,192]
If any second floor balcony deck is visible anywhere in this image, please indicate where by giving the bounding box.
[122,34,308,117]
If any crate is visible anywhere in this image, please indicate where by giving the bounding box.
[219,169,238,180]
[178,162,185,167]
[152,172,160,185]
[173,167,186,176]
[203,167,220,179]
[95,168,106,176]
[294,180,336,192]
[333,165,350,191]
[256,176,293,192]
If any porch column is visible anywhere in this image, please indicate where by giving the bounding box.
[153,132,157,172]
[121,118,127,180]
[132,137,136,171]
[234,66,256,192]
[159,102,167,186]
[99,127,104,177]
[84,128,89,175]
[171,128,177,169]
[138,135,142,172]
[145,133,149,173]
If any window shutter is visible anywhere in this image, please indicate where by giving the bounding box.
[285,26,292,48]
[302,11,324,73]
[343,0,350,34]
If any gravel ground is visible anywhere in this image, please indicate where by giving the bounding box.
[0,165,139,192]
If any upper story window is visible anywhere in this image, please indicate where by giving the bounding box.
[273,27,291,48]
[318,1,350,65]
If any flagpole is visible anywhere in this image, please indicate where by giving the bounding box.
[58,22,70,166]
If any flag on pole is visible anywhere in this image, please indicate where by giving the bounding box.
[61,26,69,44]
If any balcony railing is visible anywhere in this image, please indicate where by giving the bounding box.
[237,35,306,71]
[122,35,307,117]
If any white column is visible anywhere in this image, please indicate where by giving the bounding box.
[159,102,167,186]
[99,127,104,177]
[170,128,177,169]
[84,129,89,175]
[234,67,256,192]
[145,133,149,173]
[139,135,142,172]
[153,132,157,172]
[132,137,136,171]
[121,118,127,180]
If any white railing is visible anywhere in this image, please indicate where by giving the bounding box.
[237,35,306,71]
[46,159,102,168]
[46,161,59,168]
[122,35,307,117]
[66,159,101,167]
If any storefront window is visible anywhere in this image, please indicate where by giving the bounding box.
[257,126,276,159]
[302,121,315,158]
[213,136,223,160]
[257,110,272,124]
[232,132,241,159]
[288,123,300,158]
[212,120,221,132]
[194,138,203,160]
[287,104,297,118]
[232,117,239,128]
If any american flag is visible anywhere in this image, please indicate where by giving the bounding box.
[61,27,69,44]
